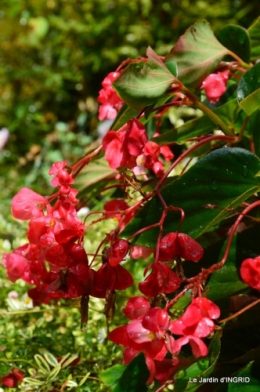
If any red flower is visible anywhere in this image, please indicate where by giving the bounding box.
[98,72,123,120]
[158,232,204,262]
[139,262,181,297]
[102,119,148,169]
[201,70,229,103]
[109,297,179,384]
[92,261,133,298]
[108,239,130,266]
[2,245,31,283]
[104,199,129,218]
[122,296,150,320]
[169,297,220,357]
[11,187,46,220]
[240,256,260,290]
[0,368,23,388]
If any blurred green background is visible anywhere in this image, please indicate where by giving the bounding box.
[0,1,260,390]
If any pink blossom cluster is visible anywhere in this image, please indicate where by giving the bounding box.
[2,162,133,305]
[98,72,123,120]
[102,118,174,176]
[109,295,220,384]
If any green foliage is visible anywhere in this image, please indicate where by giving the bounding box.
[122,148,260,246]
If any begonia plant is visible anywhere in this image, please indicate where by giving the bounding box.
[3,18,260,391]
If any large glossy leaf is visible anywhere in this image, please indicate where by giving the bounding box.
[205,237,248,301]
[121,148,260,247]
[237,63,260,115]
[112,354,149,392]
[113,47,175,111]
[99,364,125,389]
[165,20,230,88]
[248,16,260,61]
[217,25,250,63]
[174,332,221,392]
[153,99,237,145]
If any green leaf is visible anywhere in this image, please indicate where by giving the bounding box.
[47,364,61,382]
[76,157,117,201]
[23,377,45,386]
[61,354,79,368]
[217,25,250,63]
[205,238,248,301]
[215,361,260,391]
[113,47,174,111]
[165,59,178,76]
[34,354,50,372]
[174,332,221,392]
[43,352,59,367]
[237,63,260,115]
[79,372,91,387]
[99,364,125,388]
[110,104,138,131]
[112,354,149,392]
[250,110,260,157]
[165,20,229,88]
[121,148,260,247]
[248,16,260,61]
[153,99,237,145]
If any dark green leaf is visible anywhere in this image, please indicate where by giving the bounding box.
[217,25,250,64]
[99,364,125,388]
[205,238,248,301]
[165,20,229,88]
[122,148,260,247]
[112,354,149,392]
[248,16,260,61]
[250,110,260,157]
[237,63,260,115]
[113,47,175,111]
[153,99,237,145]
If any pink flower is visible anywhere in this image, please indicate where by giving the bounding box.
[130,245,153,260]
[109,297,179,384]
[11,187,46,220]
[98,72,123,120]
[2,245,31,283]
[240,256,260,290]
[169,297,220,357]
[103,119,148,169]
[201,70,229,103]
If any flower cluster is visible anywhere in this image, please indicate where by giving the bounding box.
[109,296,179,384]
[102,118,174,176]
[98,71,123,120]
[2,161,134,306]
[109,295,220,384]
